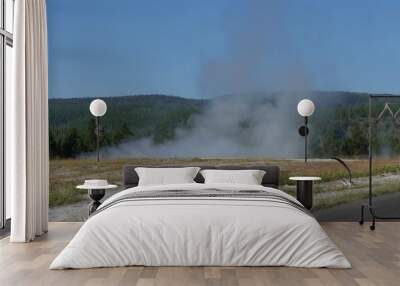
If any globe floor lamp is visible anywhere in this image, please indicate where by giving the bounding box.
[297,99,315,162]
[89,99,107,162]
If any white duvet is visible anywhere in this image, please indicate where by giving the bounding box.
[50,183,351,269]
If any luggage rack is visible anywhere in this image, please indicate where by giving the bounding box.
[359,95,400,230]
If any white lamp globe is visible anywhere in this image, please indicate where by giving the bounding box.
[89,99,107,117]
[297,99,315,117]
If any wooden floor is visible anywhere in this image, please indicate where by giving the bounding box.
[0,222,399,286]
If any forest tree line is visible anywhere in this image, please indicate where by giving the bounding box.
[48,95,205,158]
[49,93,400,159]
[49,119,134,158]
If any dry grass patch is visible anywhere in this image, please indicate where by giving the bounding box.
[49,157,400,207]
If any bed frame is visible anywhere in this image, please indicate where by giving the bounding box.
[122,165,280,189]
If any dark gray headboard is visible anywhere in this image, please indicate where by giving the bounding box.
[123,165,280,189]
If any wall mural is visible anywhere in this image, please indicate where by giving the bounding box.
[46,0,400,223]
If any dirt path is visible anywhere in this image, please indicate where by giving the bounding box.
[49,189,120,222]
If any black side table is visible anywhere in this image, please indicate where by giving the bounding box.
[87,189,106,215]
[289,177,321,210]
[77,183,118,215]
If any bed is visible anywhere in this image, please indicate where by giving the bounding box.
[50,165,351,269]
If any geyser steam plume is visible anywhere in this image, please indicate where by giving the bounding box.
[107,93,304,158]
[106,0,313,158]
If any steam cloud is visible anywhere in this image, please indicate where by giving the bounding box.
[105,0,312,158]
[106,93,304,158]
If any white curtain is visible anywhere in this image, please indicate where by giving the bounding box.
[8,0,49,242]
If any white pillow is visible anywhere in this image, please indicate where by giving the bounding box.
[135,167,200,186]
[200,169,266,185]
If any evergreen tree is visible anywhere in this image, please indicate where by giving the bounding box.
[84,118,97,152]
[49,128,59,158]
[112,122,134,144]
[62,128,82,158]
[343,122,368,156]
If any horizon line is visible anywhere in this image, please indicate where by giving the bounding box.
[48,90,400,100]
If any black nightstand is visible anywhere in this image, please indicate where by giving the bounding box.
[77,181,118,215]
[289,177,321,210]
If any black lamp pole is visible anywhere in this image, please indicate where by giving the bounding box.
[96,117,100,162]
[298,116,310,162]
[90,99,107,162]
[304,116,308,162]
[297,99,314,163]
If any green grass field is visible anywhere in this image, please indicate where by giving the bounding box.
[49,157,400,209]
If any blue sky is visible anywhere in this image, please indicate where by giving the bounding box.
[47,0,400,98]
